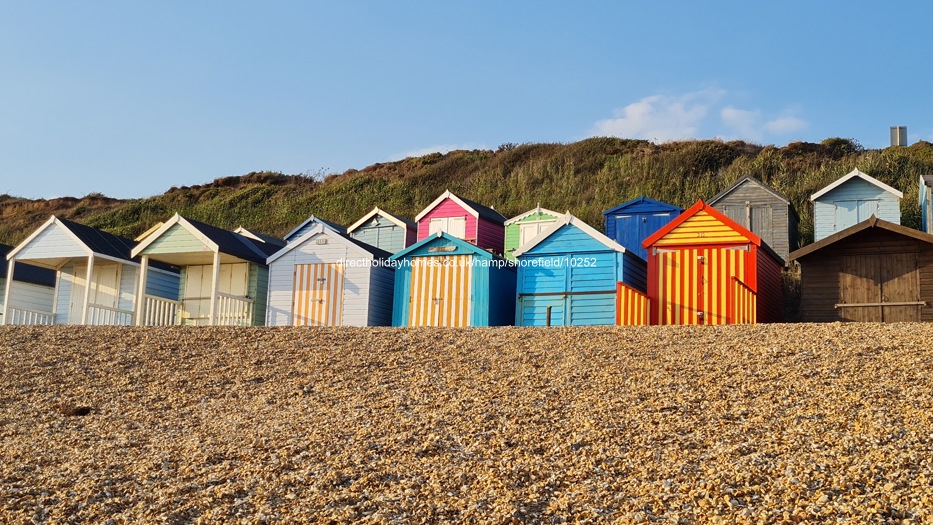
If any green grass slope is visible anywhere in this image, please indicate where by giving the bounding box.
[2,137,932,247]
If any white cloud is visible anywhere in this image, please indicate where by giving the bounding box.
[594,90,808,144]
[764,116,808,134]
[591,89,725,142]
[721,106,762,139]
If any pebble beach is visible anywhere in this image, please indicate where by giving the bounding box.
[2,324,932,524]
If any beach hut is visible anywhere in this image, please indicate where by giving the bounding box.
[789,216,933,322]
[390,231,515,327]
[708,176,798,261]
[640,200,784,325]
[513,213,646,326]
[265,223,395,326]
[2,216,179,325]
[602,197,682,260]
[414,190,507,254]
[346,207,417,254]
[503,205,561,262]
[811,168,902,241]
[130,214,279,326]
[284,215,347,243]
[0,244,56,325]
[920,175,933,233]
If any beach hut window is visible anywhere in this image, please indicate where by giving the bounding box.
[429,217,467,239]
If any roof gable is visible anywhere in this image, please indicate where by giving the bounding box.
[131,214,271,264]
[267,223,392,265]
[642,200,761,248]
[505,205,562,225]
[789,215,933,261]
[390,231,499,261]
[811,168,903,201]
[284,215,347,242]
[414,190,507,224]
[708,176,791,206]
[346,207,416,233]
[602,196,682,216]
[514,212,627,257]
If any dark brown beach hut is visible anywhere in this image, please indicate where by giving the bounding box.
[789,216,933,322]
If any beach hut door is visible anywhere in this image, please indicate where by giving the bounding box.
[408,255,472,327]
[839,253,920,322]
[291,263,346,326]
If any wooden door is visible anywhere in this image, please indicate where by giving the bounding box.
[182,265,212,324]
[291,263,345,326]
[655,246,747,325]
[181,263,249,325]
[839,255,882,321]
[750,206,774,248]
[69,262,120,323]
[429,217,467,239]
[881,253,920,322]
[408,255,472,327]
[839,254,919,322]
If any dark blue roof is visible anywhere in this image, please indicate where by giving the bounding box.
[0,244,56,287]
[603,196,683,216]
[57,217,137,261]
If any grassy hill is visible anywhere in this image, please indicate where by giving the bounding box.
[2,137,933,247]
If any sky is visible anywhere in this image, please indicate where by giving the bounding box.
[1,1,931,200]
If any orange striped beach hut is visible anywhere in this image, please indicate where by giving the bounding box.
[390,231,515,327]
[639,200,783,325]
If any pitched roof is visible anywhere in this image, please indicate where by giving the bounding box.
[57,216,137,261]
[346,207,416,233]
[789,215,933,261]
[504,205,562,226]
[414,190,507,224]
[283,215,347,241]
[390,230,507,262]
[641,199,784,265]
[602,196,682,216]
[810,168,903,201]
[708,175,791,206]
[513,212,629,257]
[131,214,273,264]
[0,244,56,286]
[267,223,393,265]
[233,227,286,247]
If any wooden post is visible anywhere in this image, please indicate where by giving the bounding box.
[135,255,149,326]
[209,251,221,325]
[546,305,552,327]
[81,255,95,324]
[2,259,14,324]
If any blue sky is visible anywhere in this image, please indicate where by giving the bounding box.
[1,1,931,199]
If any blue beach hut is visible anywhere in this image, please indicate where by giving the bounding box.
[602,197,682,260]
[514,212,647,326]
[390,231,515,327]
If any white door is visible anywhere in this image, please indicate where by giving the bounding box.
[429,216,467,239]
